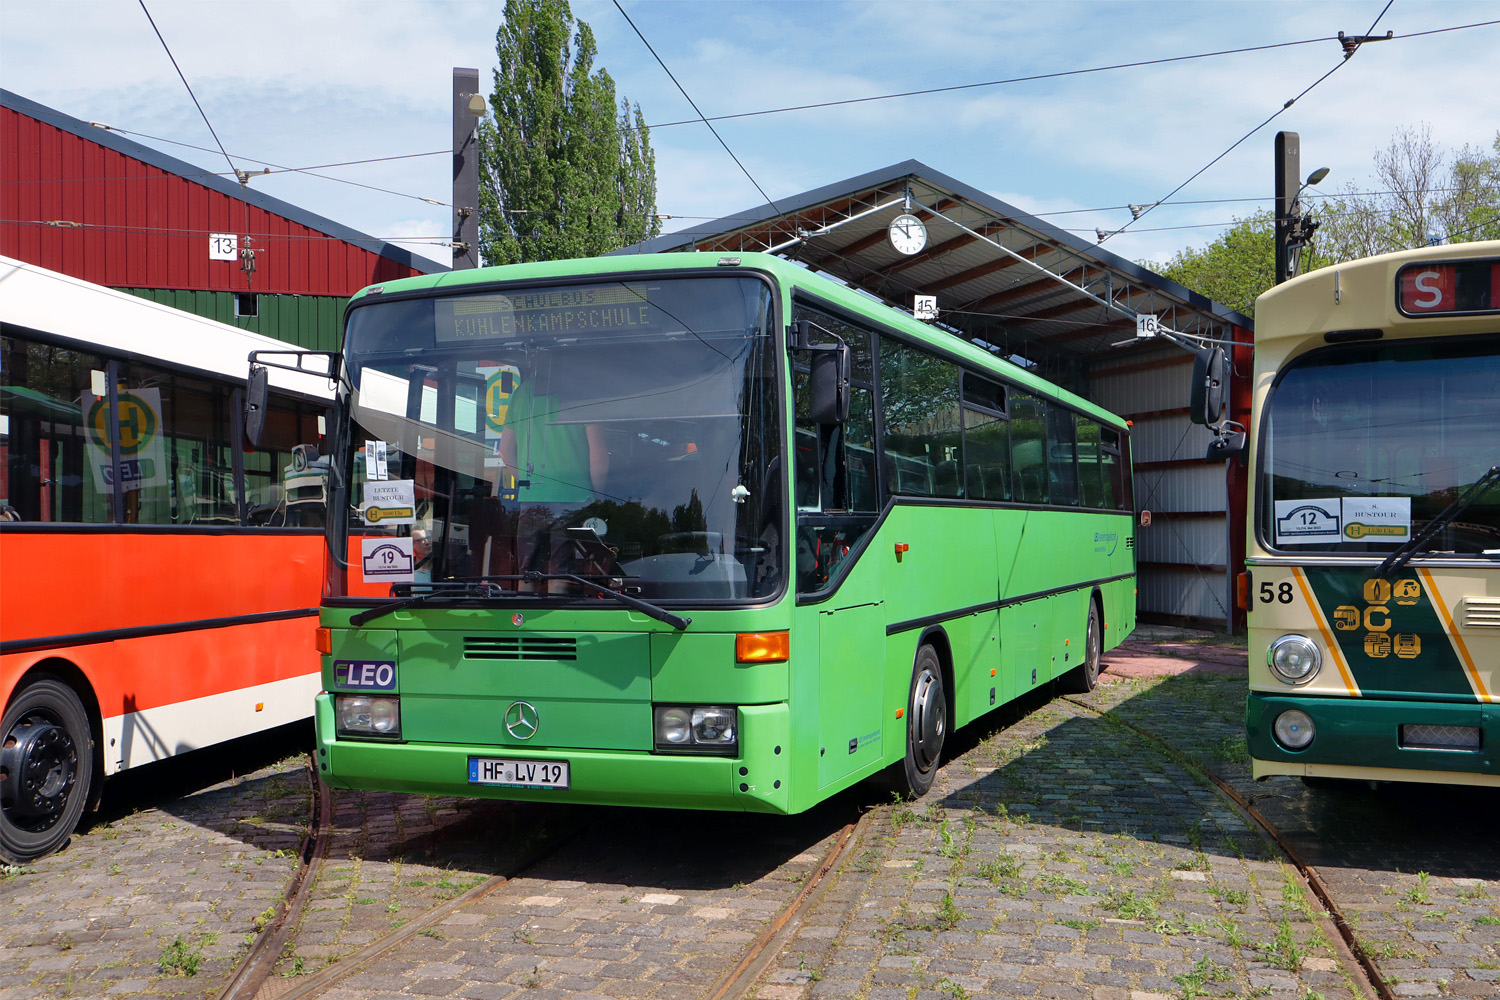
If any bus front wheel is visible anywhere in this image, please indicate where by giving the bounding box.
[1,676,95,864]
[1059,601,1102,694]
[895,645,947,798]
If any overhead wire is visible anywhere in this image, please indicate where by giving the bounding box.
[1098,1,1398,246]
[610,0,781,216]
[630,18,1498,132]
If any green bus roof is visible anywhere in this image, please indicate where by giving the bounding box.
[349,252,1127,431]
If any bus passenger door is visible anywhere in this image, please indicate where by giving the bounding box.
[817,600,885,788]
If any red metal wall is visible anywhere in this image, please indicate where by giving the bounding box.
[1,106,423,296]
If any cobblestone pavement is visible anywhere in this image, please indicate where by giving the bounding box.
[0,747,308,998]
[3,628,1498,999]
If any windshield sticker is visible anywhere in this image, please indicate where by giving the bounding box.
[479,365,521,438]
[363,479,416,525]
[365,439,389,480]
[1341,497,1411,542]
[1275,499,1341,546]
[361,536,413,583]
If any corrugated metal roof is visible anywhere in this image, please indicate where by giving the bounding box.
[616,160,1252,384]
[1,88,444,276]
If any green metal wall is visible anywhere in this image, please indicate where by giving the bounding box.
[123,289,344,351]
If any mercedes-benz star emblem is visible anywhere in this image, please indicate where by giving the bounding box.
[505,701,539,740]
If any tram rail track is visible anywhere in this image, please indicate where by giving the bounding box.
[219,761,870,1000]
[1061,694,1392,1000]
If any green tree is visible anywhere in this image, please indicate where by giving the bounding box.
[1154,210,1283,319]
[1153,127,1500,316]
[477,0,659,264]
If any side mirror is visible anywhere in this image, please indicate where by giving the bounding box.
[809,345,851,425]
[244,365,269,447]
[1205,427,1247,461]
[1188,347,1229,428]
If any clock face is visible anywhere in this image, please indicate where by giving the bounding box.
[888,214,927,255]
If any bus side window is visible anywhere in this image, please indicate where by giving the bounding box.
[0,334,110,524]
[879,336,962,500]
[1010,392,1047,504]
[1046,404,1080,506]
[962,374,1009,500]
[792,305,878,595]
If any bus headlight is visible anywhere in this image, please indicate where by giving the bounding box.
[654,705,737,753]
[1267,634,1321,684]
[1273,709,1315,750]
[335,694,402,739]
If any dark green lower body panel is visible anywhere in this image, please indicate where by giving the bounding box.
[314,695,794,813]
[1247,692,1499,777]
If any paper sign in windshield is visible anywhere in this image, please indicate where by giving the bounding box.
[363,479,416,525]
[1341,497,1411,542]
[1274,499,1341,546]
[361,536,413,583]
[365,439,389,480]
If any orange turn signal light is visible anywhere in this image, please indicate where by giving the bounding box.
[736,631,789,663]
[315,627,333,655]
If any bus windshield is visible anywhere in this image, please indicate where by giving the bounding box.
[331,276,783,603]
[1261,334,1500,554]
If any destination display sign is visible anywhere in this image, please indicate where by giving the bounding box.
[436,285,655,342]
[1395,258,1499,317]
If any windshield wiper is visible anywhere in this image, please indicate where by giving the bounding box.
[1376,465,1500,578]
[350,581,512,628]
[523,571,692,631]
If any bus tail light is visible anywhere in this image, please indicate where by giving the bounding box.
[315,627,333,655]
[736,632,789,663]
[335,694,401,739]
[654,705,737,753]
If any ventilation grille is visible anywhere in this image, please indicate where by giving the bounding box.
[1461,596,1500,629]
[464,636,578,661]
[1400,724,1481,751]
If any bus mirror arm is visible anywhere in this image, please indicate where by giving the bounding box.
[1204,420,1246,462]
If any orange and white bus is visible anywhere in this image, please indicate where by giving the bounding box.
[0,257,333,862]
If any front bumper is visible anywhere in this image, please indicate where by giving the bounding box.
[1247,692,1500,786]
[313,693,795,813]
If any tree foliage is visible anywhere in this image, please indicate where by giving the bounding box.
[477,0,659,264]
[1154,127,1500,318]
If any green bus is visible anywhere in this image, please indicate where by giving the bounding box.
[272,252,1136,812]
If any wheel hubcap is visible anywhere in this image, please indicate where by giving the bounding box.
[1,717,77,829]
[911,670,945,771]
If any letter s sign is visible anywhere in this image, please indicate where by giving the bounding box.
[1412,270,1444,309]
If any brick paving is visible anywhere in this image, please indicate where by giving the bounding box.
[3,626,1497,999]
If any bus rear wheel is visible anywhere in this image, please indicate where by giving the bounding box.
[1,677,94,863]
[894,645,946,798]
[1060,601,1102,694]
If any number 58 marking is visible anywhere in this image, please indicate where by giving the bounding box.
[1259,582,1295,604]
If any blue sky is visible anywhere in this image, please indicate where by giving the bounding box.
[3,1,1496,272]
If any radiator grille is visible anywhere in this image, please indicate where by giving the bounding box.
[1460,596,1500,629]
[464,636,578,661]
[1399,723,1481,751]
